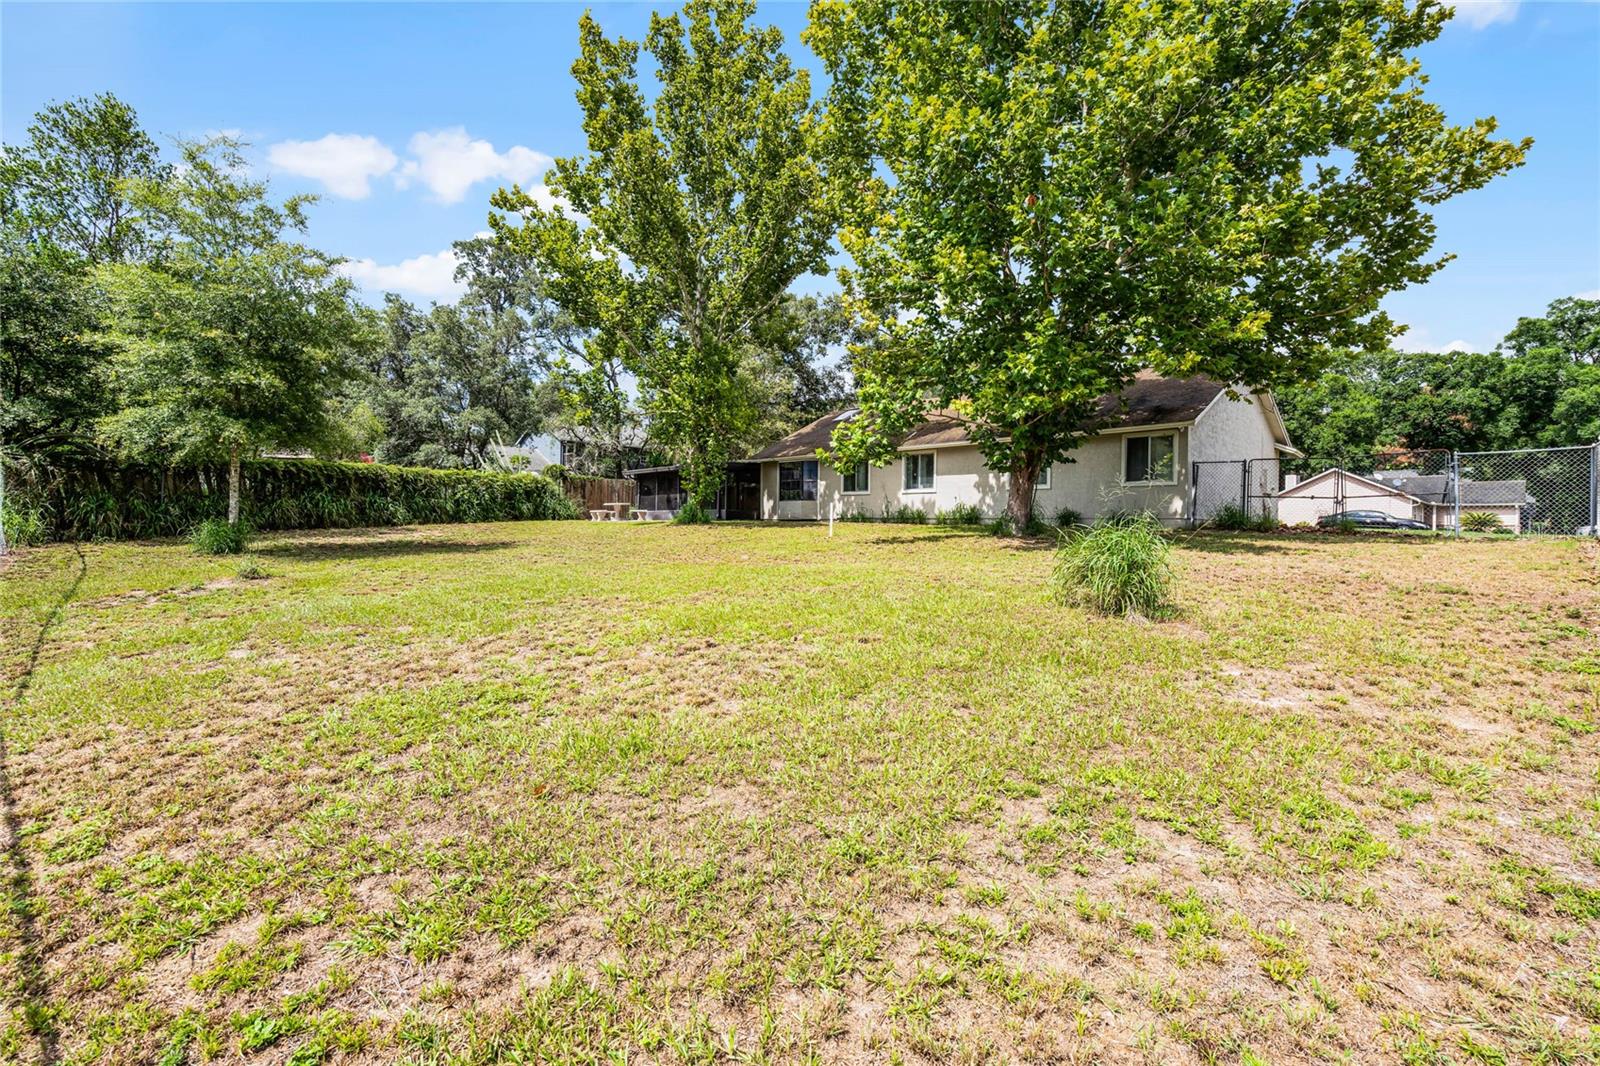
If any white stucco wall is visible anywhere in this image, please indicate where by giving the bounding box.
[760,431,1190,525]
[756,392,1284,526]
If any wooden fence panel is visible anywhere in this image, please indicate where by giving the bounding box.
[566,477,636,513]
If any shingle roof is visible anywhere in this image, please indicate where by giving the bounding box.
[1374,472,1532,508]
[750,374,1231,462]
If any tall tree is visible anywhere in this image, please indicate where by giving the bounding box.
[94,139,369,524]
[493,0,833,512]
[807,0,1530,527]
[1,93,168,458]
[1500,296,1600,365]
[0,92,169,264]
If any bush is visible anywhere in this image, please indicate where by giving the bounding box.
[1209,504,1279,532]
[1460,510,1504,533]
[5,457,578,543]
[840,508,877,523]
[935,502,984,526]
[1,505,48,548]
[672,497,712,524]
[1054,506,1083,528]
[1051,513,1173,616]
[191,518,250,555]
[885,504,928,525]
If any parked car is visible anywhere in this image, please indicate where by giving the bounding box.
[1317,510,1429,531]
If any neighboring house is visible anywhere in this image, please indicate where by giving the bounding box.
[486,434,559,473]
[552,425,653,477]
[1275,468,1531,530]
[750,374,1296,524]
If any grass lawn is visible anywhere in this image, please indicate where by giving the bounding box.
[2,521,1598,1064]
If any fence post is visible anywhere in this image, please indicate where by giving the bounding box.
[1188,462,1198,527]
[1451,451,1461,536]
[1591,441,1599,536]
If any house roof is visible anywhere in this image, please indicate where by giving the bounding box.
[751,374,1245,462]
[1380,473,1531,508]
[1280,468,1531,508]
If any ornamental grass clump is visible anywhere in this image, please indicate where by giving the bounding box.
[1051,513,1173,616]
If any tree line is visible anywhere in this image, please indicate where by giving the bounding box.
[1278,296,1600,462]
[4,0,1535,528]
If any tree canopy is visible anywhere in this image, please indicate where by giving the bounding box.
[807,0,1530,525]
[1277,296,1600,461]
[93,139,370,522]
[493,0,834,510]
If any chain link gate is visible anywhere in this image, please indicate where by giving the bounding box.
[1190,459,1246,524]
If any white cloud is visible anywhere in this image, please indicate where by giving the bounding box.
[1395,325,1482,355]
[1443,0,1519,30]
[339,248,464,301]
[396,127,552,204]
[1576,289,1600,301]
[267,133,398,200]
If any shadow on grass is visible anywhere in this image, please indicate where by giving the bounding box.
[1172,531,1308,555]
[254,536,519,561]
[1,543,83,1065]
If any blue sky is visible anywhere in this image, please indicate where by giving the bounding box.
[3,0,1597,354]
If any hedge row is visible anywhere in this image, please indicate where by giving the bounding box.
[5,457,579,542]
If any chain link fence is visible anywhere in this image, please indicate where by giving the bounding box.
[1190,443,1599,535]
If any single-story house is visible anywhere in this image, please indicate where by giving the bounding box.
[750,374,1296,525]
[1274,468,1531,531]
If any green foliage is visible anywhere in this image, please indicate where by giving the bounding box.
[1052,515,1174,617]
[1,503,48,547]
[1053,507,1083,529]
[809,0,1529,527]
[1279,296,1600,462]
[672,498,712,525]
[935,503,983,527]
[1211,504,1280,533]
[7,458,576,543]
[191,518,249,556]
[493,0,833,508]
[1460,511,1504,533]
[350,238,559,470]
[92,137,371,523]
[884,504,927,525]
[840,509,877,523]
[2,93,168,459]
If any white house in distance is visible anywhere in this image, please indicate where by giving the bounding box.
[1275,468,1531,531]
[749,373,1296,525]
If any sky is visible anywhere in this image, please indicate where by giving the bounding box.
[3,0,1597,355]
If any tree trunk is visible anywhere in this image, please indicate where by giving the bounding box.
[1005,452,1042,532]
[227,448,241,526]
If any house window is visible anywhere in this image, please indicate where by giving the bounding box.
[841,460,869,495]
[903,452,935,492]
[779,460,818,501]
[1034,465,1052,490]
[1123,433,1176,484]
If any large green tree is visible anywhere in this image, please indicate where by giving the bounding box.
[94,139,369,524]
[1,93,169,458]
[1277,296,1600,460]
[493,0,833,511]
[807,0,1530,527]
